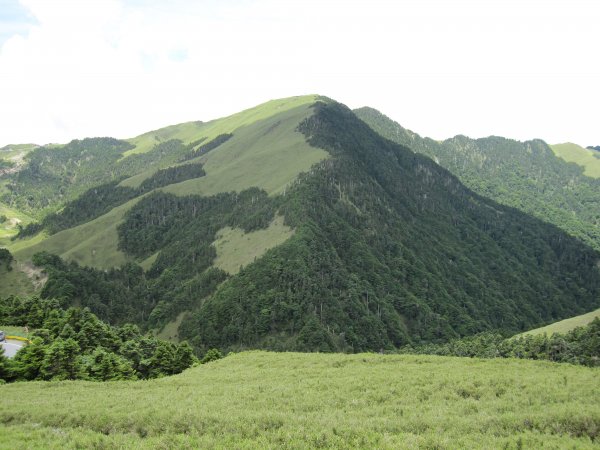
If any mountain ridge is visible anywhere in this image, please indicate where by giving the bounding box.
[1,96,599,352]
[355,106,600,251]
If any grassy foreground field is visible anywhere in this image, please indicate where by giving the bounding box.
[1,352,599,449]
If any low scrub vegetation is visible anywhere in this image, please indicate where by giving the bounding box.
[0,352,598,448]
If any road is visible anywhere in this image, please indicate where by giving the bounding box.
[0,339,24,358]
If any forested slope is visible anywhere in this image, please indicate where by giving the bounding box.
[18,100,600,353]
[355,107,600,251]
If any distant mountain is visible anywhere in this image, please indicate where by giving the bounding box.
[588,145,600,152]
[2,97,599,353]
[355,107,600,251]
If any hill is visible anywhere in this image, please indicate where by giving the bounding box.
[7,95,327,268]
[0,96,324,221]
[3,98,599,354]
[517,307,600,337]
[550,142,600,178]
[355,108,600,251]
[1,351,598,449]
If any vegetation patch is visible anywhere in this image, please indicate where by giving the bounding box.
[517,308,600,337]
[0,202,33,244]
[155,312,186,342]
[0,263,37,299]
[212,214,294,275]
[551,142,600,178]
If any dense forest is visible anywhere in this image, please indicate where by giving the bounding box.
[23,101,600,354]
[0,295,198,383]
[355,107,600,251]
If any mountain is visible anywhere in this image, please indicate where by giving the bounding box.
[355,107,600,251]
[2,97,600,353]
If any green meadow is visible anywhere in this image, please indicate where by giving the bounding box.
[0,267,35,299]
[0,202,33,245]
[517,307,600,337]
[212,215,294,275]
[550,143,600,178]
[11,198,139,270]
[1,351,598,449]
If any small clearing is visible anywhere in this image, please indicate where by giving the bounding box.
[212,215,293,275]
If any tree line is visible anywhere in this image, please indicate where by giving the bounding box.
[401,318,600,367]
[0,295,205,383]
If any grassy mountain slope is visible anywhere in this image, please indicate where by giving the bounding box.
[212,215,294,275]
[1,352,599,449]
[517,307,600,337]
[0,263,37,298]
[122,96,316,159]
[0,202,33,245]
[159,100,327,196]
[551,142,600,178]
[12,198,137,269]
[8,96,327,269]
[0,96,322,222]
[355,108,600,251]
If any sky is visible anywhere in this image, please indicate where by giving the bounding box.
[0,0,598,147]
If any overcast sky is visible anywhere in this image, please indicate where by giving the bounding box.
[0,0,598,147]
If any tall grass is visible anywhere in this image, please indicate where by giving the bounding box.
[1,351,598,448]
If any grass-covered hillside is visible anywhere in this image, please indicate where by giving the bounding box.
[518,307,600,337]
[355,108,600,251]
[1,352,599,449]
[551,143,600,178]
[8,95,327,269]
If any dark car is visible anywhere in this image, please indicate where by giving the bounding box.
[0,330,5,342]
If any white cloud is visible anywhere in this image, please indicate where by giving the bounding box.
[0,0,598,147]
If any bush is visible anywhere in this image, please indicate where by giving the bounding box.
[201,348,223,364]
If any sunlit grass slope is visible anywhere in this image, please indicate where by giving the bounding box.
[212,215,294,275]
[1,352,598,449]
[162,105,326,195]
[123,121,207,158]
[123,96,327,194]
[517,307,600,337]
[12,96,327,270]
[11,198,141,270]
[0,143,38,161]
[0,264,36,298]
[122,95,319,159]
[551,143,600,178]
[0,202,33,245]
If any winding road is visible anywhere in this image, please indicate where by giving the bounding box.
[1,339,24,358]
